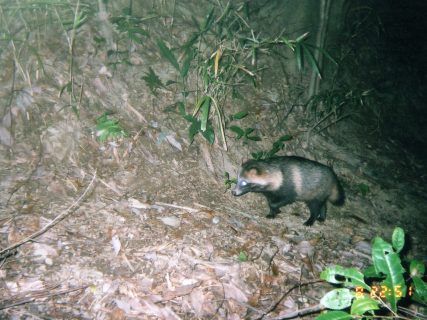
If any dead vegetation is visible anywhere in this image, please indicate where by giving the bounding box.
[0,1,426,319]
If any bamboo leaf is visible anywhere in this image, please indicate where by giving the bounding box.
[295,31,309,42]
[295,43,303,71]
[229,126,245,139]
[157,39,180,71]
[142,67,164,95]
[202,125,215,144]
[303,44,322,79]
[232,111,248,120]
[188,119,200,143]
[180,48,194,78]
[200,96,211,132]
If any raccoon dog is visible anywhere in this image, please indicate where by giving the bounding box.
[232,156,344,226]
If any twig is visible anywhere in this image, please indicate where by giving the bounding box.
[154,201,199,213]
[0,171,97,259]
[398,306,427,320]
[0,284,89,310]
[266,304,324,320]
[255,280,324,320]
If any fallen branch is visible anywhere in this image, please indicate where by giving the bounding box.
[154,201,199,213]
[0,171,97,260]
[256,280,324,320]
[0,284,89,310]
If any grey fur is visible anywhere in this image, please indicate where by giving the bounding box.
[232,156,345,226]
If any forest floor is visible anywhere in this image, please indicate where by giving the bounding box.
[0,1,426,319]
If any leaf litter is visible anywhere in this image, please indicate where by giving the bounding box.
[0,1,426,319]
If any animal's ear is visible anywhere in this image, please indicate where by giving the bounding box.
[247,168,259,177]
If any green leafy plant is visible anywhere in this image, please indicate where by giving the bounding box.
[251,134,292,160]
[56,0,93,116]
[110,12,155,45]
[173,101,215,145]
[106,8,157,67]
[317,227,427,319]
[357,183,370,196]
[151,3,334,150]
[253,31,337,80]
[305,85,374,134]
[228,111,261,142]
[142,67,165,95]
[238,251,248,262]
[96,113,128,143]
[224,171,237,190]
[0,0,93,115]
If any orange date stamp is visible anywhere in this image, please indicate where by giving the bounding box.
[355,285,414,299]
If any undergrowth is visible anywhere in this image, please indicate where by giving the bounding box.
[141,2,335,150]
[1,1,337,151]
[0,0,94,115]
[317,227,427,319]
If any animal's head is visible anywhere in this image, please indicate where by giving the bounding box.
[232,160,282,196]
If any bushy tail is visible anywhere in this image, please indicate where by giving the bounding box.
[329,180,345,206]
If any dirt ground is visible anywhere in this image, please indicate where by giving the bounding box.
[1,1,426,319]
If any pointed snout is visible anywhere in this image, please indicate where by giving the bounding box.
[231,187,243,196]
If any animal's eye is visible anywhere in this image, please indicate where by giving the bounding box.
[240,180,248,187]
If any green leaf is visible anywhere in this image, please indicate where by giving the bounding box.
[382,277,406,311]
[128,27,149,44]
[357,183,370,196]
[281,36,295,51]
[247,136,261,141]
[232,111,248,120]
[314,44,338,65]
[412,276,427,303]
[409,260,425,277]
[251,151,264,160]
[182,32,200,50]
[350,297,379,316]
[303,44,322,79]
[202,126,215,144]
[244,128,254,135]
[279,134,292,141]
[320,288,353,310]
[157,39,180,71]
[193,95,210,117]
[59,81,72,97]
[188,120,200,143]
[371,237,405,276]
[295,43,303,71]
[295,32,310,42]
[363,265,380,278]
[142,67,164,95]
[320,266,370,291]
[180,48,194,78]
[95,114,127,143]
[229,126,245,139]
[371,237,406,312]
[177,101,186,116]
[201,8,215,33]
[238,251,248,262]
[315,311,352,320]
[391,227,405,253]
[199,96,211,132]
